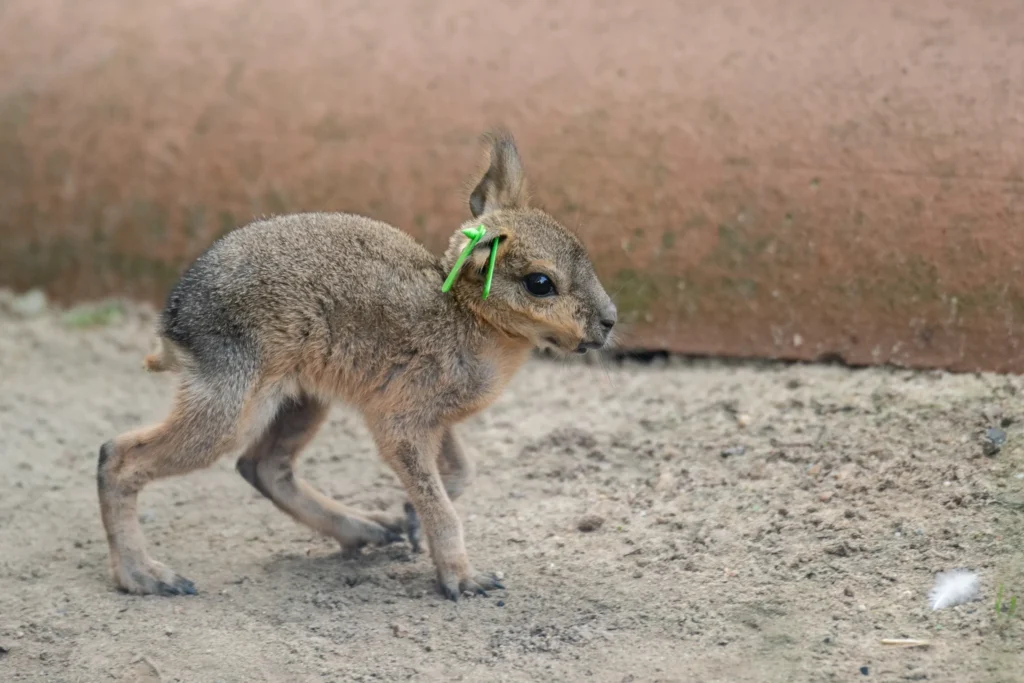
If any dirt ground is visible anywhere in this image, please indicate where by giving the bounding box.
[1,292,1022,683]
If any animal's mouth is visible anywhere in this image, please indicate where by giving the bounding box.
[542,335,580,354]
[542,335,604,355]
[574,341,603,354]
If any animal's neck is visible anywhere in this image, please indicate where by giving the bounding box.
[456,297,533,390]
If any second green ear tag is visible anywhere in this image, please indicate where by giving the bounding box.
[481,236,499,299]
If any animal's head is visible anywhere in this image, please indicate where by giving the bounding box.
[443,128,617,354]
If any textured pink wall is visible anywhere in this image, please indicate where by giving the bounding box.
[2,0,1023,371]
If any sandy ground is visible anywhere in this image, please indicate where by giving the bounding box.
[0,292,1022,683]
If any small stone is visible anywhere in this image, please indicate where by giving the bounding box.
[139,511,156,524]
[982,428,1006,456]
[819,492,834,503]
[860,666,869,675]
[844,587,854,597]
[577,514,605,532]
[391,623,407,638]
[494,571,505,581]
[736,414,752,428]
[807,462,822,476]
[633,571,643,579]
[165,627,174,636]
[720,445,746,458]
[11,289,47,317]
[496,600,505,607]
[825,541,854,557]
[653,470,676,492]
[708,529,732,545]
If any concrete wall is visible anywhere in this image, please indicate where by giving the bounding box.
[2,0,1023,371]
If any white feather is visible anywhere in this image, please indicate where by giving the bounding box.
[929,569,980,610]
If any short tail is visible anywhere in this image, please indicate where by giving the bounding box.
[143,337,179,373]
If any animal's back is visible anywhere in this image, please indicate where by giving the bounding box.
[159,212,449,376]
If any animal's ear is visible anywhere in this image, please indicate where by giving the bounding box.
[466,229,513,273]
[468,128,529,217]
[442,225,515,283]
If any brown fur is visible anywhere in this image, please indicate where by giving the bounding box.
[96,128,617,600]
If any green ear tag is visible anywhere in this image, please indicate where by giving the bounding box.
[481,237,499,300]
[441,224,498,300]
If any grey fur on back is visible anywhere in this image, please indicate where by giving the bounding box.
[160,212,490,416]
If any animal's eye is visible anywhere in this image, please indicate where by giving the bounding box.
[523,273,556,297]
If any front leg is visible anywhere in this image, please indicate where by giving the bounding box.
[373,425,501,601]
[404,427,474,553]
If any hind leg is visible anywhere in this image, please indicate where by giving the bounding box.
[97,381,253,596]
[236,394,404,554]
[404,428,473,553]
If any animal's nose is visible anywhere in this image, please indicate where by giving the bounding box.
[600,303,618,331]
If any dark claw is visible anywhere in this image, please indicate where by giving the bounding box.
[381,529,404,546]
[130,570,197,597]
[158,583,195,596]
[158,576,197,596]
[440,583,460,602]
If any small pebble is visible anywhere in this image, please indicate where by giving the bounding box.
[860,666,869,675]
[844,587,854,597]
[577,514,605,532]
[983,427,1006,456]
[496,600,505,607]
[720,445,746,458]
[653,470,676,492]
[391,623,407,638]
[11,289,47,317]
